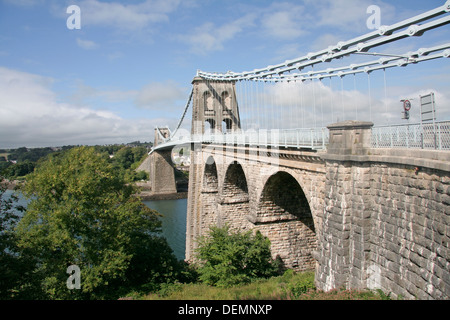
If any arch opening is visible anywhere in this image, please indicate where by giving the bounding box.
[222,161,248,203]
[218,161,250,230]
[257,171,317,271]
[203,156,218,192]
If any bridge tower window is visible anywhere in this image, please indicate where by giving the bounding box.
[222,118,232,133]
[221,91,231,110]
[203,91,214,113]
[205,119,216,134]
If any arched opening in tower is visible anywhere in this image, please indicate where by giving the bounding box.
[222,118,233,133]
[205,119,216,134]
[203,156,218,192]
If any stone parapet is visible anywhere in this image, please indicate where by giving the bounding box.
[326,120,374,156]
[316,121,450,300]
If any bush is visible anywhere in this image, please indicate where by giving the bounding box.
[194,225,278,288]
[288,275,316,298]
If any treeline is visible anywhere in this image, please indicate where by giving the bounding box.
[0,141,152,182]
[0,146,280,300]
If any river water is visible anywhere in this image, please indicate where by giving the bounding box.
[2,190,188,261]
[142,198,187,261]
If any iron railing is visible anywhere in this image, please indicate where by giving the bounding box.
[193,127,329,149]
[371,121,450,150]
[157,122,450,152]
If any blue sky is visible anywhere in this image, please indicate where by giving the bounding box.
[0,0,449,148]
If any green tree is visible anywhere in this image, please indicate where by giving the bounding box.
[131,147,147,167]
[114,147,134,169]
[0,179,40,299]
[195,225,278,288]
[3,160,35,179]
[15,146,182,299]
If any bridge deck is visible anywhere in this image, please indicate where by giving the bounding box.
[151,128,329,152]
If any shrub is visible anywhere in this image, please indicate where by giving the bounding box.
[194,225,278,288]
[288,275,316,298]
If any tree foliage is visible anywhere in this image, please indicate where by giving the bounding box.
[13,146,183,299]
[195,225,279,288]
[0,180,40,299]
[2,160,35,179]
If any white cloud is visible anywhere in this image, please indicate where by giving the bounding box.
[135,80,186,110]
[68,80,138,106]
[178,13,257,54]
[237,73,450,131]
[2,0,43,6]
[74,0,181,32]
[306,0,396,33]
[106,51,124,61]
[76,38,98,50]
[68,79,188,112]
[261,4,306,40]
[310,33,342,52]
[0,67,174,148]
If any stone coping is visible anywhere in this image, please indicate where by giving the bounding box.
[322,148,450,172]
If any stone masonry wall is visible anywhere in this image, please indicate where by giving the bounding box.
[185,120,449,299]
[369,163,449,299]
[186,143,326,271]
[149,150,177,194]
[316,121,450,300]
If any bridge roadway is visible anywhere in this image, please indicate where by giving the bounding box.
[150,127,329,153]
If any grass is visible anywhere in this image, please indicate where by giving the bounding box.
[138,270,390,301]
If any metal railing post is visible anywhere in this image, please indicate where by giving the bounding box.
[438,122,442,150]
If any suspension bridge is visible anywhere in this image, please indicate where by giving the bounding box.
[151,1,450,154]
[145,2,450,300]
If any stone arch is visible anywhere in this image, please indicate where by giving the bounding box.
[219,161,251,230]
[200,156,219,233]
[222,161,248,202]
[257,166,321,228]
[256,171,317,271]
[203,156,218,192]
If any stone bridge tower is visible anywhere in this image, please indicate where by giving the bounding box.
[154,127,171,146]
[149,127,177,195]
[191,77,241,135]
